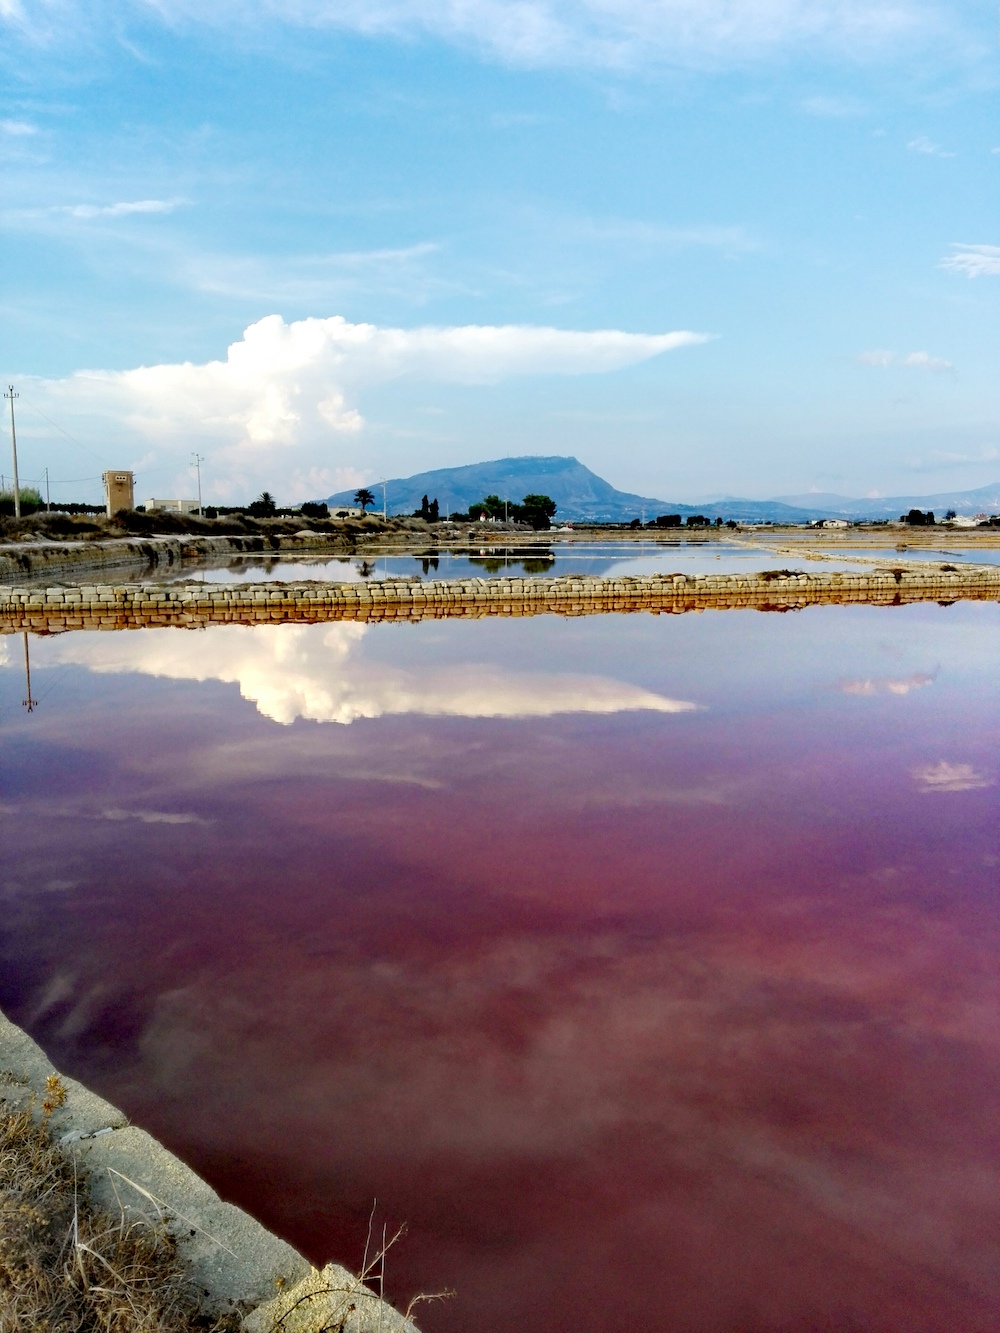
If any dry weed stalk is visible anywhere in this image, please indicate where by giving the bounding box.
[0,1093,229,1332]
[263,1202,453,1333]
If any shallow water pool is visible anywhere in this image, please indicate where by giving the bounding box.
[1,597,998,1331]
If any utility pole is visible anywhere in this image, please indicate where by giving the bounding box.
[192,452,204,515]
[381,478,387,521]
[44,467,50,512]
[4,386,20,519]
[21,633,37,712]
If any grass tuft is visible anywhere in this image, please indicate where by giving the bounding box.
[0,1098,233,1332]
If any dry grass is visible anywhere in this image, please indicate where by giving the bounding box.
[0,1088,233,1333]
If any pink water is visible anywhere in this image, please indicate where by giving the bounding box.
[1,601,998,1331]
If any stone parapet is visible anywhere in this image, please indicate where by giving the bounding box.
[0,564,997,633]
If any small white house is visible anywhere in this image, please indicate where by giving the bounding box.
[329,506,364,519]
[948,515,979,528]
[145,498,200,514]
[820,518,850,528]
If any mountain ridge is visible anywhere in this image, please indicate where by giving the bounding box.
[325,456,1000,523]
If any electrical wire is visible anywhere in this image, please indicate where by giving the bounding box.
[17,400,107,465]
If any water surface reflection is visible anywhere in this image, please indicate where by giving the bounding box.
[0,603,997,1332]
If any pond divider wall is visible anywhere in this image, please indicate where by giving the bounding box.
[1,564,999,633]
[0,532,352,583]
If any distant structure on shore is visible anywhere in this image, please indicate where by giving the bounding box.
[145,498,200,515]
[103,470,134,517]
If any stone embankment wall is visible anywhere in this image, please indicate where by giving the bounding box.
[0,531,349,583]
[1,564,998,633]
[0,1008,417,1333]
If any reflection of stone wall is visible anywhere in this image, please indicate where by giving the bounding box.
[1,565,999,633]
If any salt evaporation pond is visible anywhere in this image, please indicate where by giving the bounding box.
[1,596,998,1331]
[42,536,1000,588]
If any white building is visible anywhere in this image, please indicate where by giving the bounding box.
[145,498,200,514]
[820,518,849,528]
[329,505,364,519]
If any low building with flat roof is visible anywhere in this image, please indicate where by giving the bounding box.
[145,498,200,514]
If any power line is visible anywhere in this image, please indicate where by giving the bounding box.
[17,399,107,466]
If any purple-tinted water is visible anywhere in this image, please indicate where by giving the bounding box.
[1,600,998,1331]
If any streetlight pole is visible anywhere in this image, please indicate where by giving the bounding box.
[4,386,20,519]
[381,478,387,521]
[192,452,204,515]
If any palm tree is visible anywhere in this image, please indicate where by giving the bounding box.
[354,487,375,512]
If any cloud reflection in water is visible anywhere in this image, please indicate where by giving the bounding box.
[46,623,698,725]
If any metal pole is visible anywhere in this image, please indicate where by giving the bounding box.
[44,467,50,511]
[381,478,387,521]
[22,633,37,712]
[4,386,20,519]
[192,452,204,515]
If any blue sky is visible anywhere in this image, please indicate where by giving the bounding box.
[1,0,997,506]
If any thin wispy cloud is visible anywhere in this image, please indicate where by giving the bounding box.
[2,0,964,70]
[0,118,38,135]
[941,244,1000,277]
[99,807,211,824]
[800,95,864,118]
[913,761,993,793]
[179,242,445,303]
[907,135,955,158]
[60,198,184,219]
[3,197,187,223]
[840,671,935,696]
[907,446,999,471]
[858,349,953,372]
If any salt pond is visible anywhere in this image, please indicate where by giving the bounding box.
[41,536,1000,589]
[1,595,998,1331]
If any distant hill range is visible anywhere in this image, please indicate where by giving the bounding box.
[325,456,1000,524]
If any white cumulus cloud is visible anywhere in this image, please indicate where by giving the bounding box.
[32,313,708,500]
[45,622,701,726]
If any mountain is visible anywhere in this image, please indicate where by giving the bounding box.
[325,456,1000,524]
[325,456,820,524]
[774,483,1000,520]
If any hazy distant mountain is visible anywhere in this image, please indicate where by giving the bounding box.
[326,455,819,523]
[774,483,1000,520]
[325,456,1000,524]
